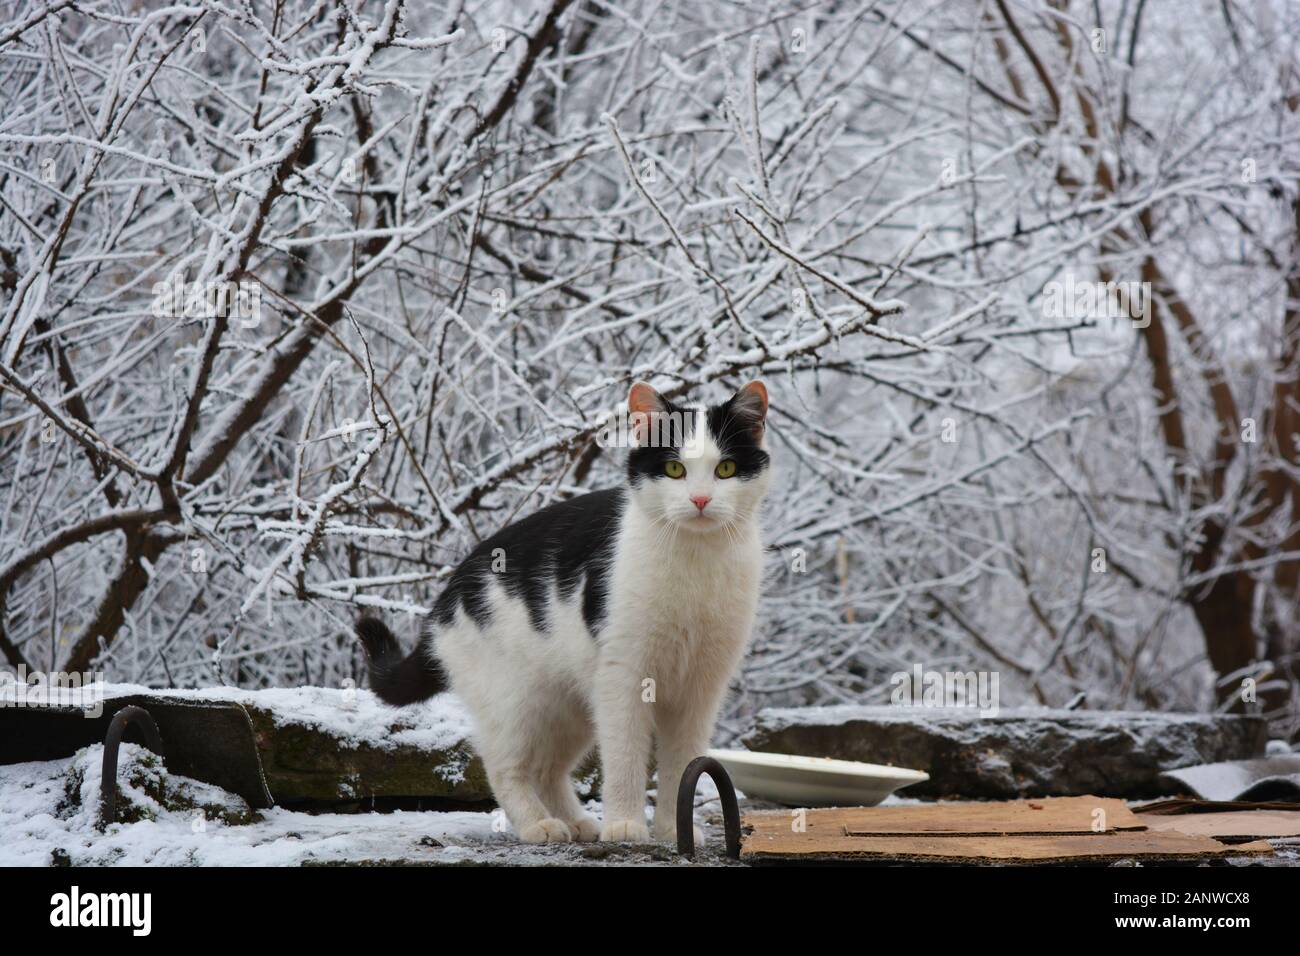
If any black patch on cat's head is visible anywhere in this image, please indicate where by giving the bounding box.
[626,392,690,487]
[706,392,770,479]
[626,384,770,485]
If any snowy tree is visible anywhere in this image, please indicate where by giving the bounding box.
[0,0,1296,738]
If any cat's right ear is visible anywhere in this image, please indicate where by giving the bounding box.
[628,381,667,446]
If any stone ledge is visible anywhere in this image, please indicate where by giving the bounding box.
[740,706,1268,799]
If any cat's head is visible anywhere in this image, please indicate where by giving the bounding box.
[625,380,771,534]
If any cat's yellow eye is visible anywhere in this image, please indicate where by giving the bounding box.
[664,460,686,479]
[715,460,737,479]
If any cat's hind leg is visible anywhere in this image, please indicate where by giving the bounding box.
[533,711,599,841]
[483,756,573,844]
[464,668,576,843]
[537,770,598,842]
[434,599,575,843]
[476,686,593,844]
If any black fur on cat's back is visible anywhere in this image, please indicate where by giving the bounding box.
[430,486,625,636]
[357,488,624,705]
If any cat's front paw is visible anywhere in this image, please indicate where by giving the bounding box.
[569,815,601,842]
[600,819,651,843]
[518,818,574,844]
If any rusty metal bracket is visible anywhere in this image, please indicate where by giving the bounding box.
[676,755,741,860]
[100,705,165,827]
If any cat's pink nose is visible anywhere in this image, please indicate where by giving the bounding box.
[690,495,711,512]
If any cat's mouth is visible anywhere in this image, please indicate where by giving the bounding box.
[681,512,722,531]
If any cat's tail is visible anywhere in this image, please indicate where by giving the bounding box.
[354,617,448,706]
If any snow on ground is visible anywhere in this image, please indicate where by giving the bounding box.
[0,742,729,867]
[5,740,1292,867]
[0,680,741,866]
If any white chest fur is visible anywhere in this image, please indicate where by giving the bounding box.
[603,504,763,700]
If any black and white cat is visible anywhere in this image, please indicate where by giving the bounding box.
[356,380,771,843]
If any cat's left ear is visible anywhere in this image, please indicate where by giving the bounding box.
[730,380,768,439]
[628,381,668,446]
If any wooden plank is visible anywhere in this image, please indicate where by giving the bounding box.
[740,829,1274,864]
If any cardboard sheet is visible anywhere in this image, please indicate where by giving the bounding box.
[1138,810,1300,842]
[833,796,1144,836]
[741,827,1274,863]
[740,797,1275,864]
[1132,797,1300,814]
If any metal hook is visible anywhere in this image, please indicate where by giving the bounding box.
[676,755,741,860]
[100,705,165,827]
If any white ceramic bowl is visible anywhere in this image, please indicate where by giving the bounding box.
[708,748,929,807]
